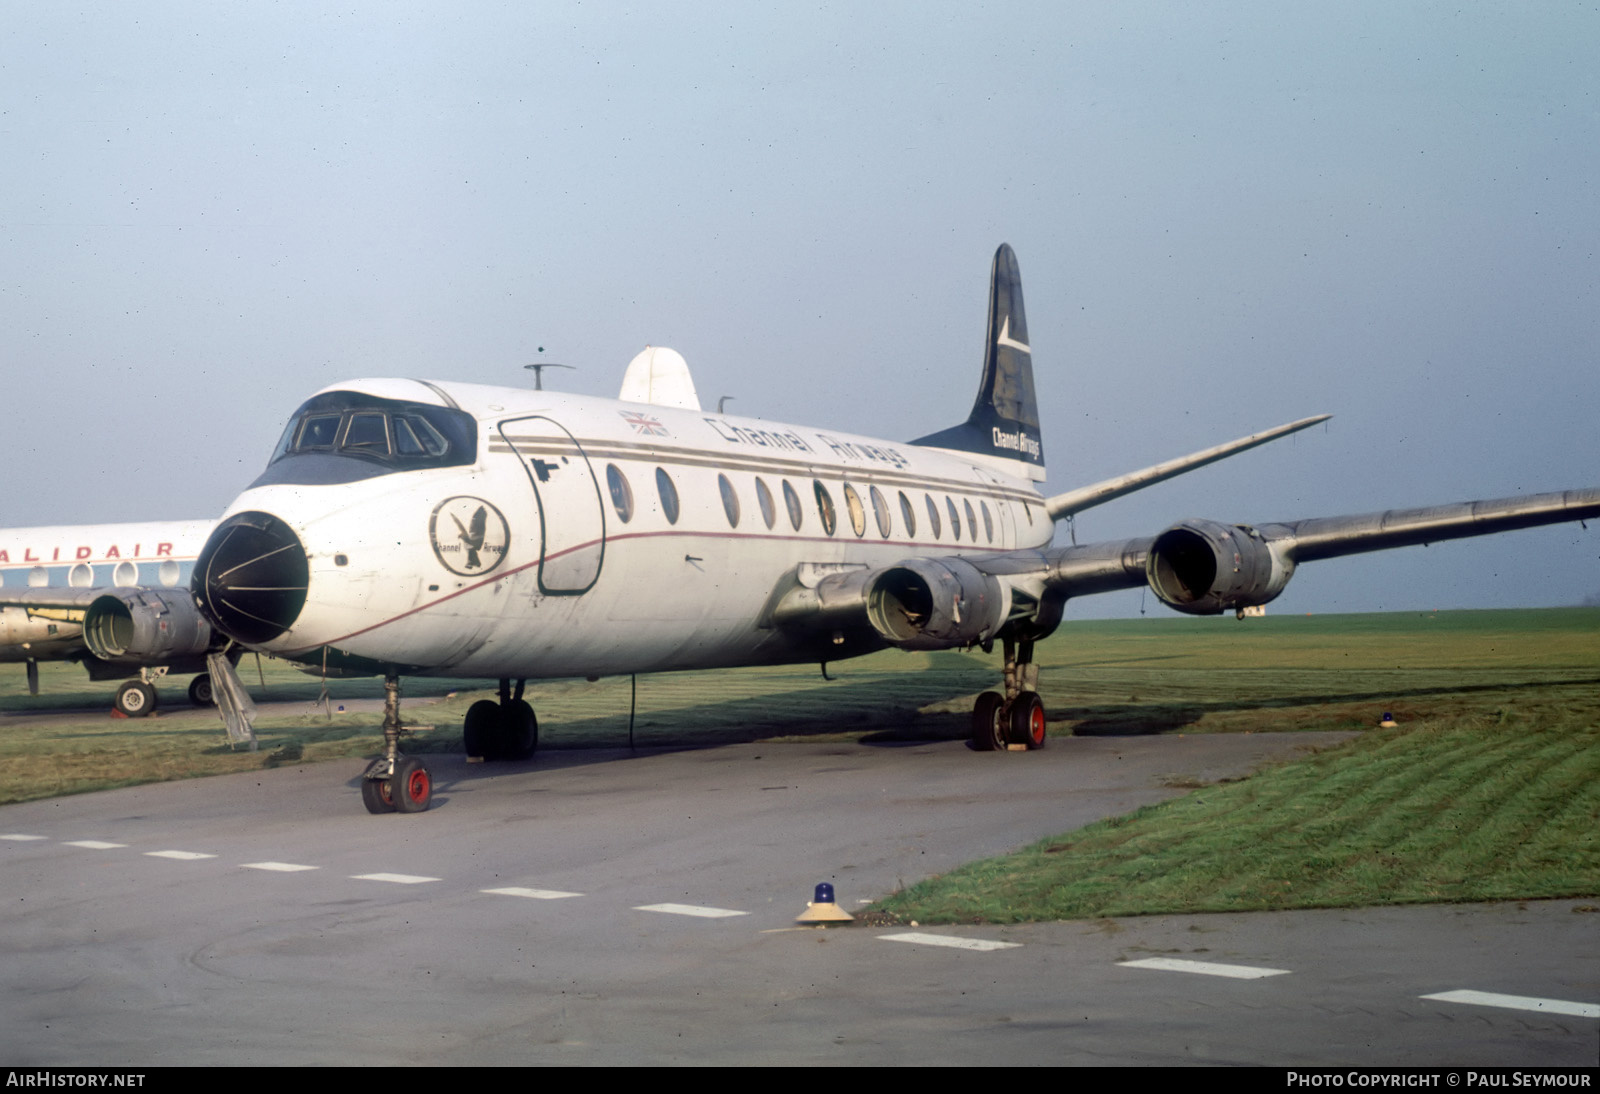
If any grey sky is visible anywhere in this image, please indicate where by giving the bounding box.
[4,2,1596,618]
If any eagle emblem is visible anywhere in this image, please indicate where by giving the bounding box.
[429,497,509,576]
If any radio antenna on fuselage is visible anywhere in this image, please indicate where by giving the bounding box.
[523,351,576,391]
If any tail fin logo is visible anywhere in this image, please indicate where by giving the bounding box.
[995,317,1030,355]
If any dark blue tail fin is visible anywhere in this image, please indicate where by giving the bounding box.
[910,243,1045,480]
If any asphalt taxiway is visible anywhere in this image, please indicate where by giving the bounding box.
[1,726,1594,1066]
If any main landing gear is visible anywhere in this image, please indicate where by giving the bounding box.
[971,636,1048,752]
[362,674,433,814]
[463,678,538,762]
[110,671,215,718]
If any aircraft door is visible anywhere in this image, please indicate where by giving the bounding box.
[973,467,1018,548]
[498,417,606,595]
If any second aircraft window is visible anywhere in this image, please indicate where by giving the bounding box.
[718,473,740,528]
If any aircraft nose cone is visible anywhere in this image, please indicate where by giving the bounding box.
[192,511,310,645]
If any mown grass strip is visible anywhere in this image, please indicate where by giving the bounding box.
[869,704,1600,922]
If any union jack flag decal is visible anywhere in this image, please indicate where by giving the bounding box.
[620,411,669,436]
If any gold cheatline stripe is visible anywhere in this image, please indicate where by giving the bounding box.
[488,437,1043,506]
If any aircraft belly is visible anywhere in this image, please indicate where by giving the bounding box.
[397,532,902,679]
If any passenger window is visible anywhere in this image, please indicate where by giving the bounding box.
[870,486,892,538]
[656,468,680,525]
[607,464,633,523]
[783,480,804,531]
[925,494,941,539]
[755,478,776,529]
[898,491,916,538]
[946,497,962,541]
[842,483,866,537]
[964,499,979,543]
[981,500,994,543]
[813,481,837,536]
[718,473,740,528]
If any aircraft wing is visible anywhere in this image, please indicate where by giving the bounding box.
[771,487,1600,648]
[0,587,112,610]
[0,585,215,664]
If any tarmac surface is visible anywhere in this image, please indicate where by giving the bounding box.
[1,725,1595,1066]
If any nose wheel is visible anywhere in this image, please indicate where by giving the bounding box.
[362,674,433,814]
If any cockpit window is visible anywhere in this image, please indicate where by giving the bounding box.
[394,414,448,457]
[296,415,341,450]
[255,390,478,487]
[343,413,389,454]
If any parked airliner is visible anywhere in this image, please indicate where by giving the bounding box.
[167,244,1598,813]
[0,520,217,714]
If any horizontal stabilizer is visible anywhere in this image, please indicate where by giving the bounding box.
[1044,414,1331,520]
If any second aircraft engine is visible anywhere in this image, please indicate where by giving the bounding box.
[82,589,215,663]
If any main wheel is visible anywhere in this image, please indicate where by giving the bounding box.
[500,699,538,761]
[971,691,1006,751]
[114,680,158,718]
[1010,690,1047,749]
[463,699,500,760]
[188,673,215,707]
[393,757,432,813]
[361,761,396,814]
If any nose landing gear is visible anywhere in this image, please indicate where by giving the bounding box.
[362,674,434,814]
[971,637,1049,751]
[463,678,538,761]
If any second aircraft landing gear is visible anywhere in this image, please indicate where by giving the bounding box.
[362,674,433,814]
[463,678,538,762]
[114,679,158,718]
[972,637,1048,751]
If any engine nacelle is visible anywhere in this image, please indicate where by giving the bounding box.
[83,590,215,663]
[1146,519,1295,615]
[866,557,1007,650]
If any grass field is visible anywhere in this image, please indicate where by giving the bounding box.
[3,608,1596,920]
[868,607,1600,922]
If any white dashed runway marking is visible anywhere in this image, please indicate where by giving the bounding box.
[145,850,218,861]
[0,834,48,841]
[242,862,320,872]
[63,840,126,850]
[352,872,440,885]
[877,931,1021,952]
[483,887,583,900]
[1421,989,1599,1019]
[1118,957,1290,979]
[635,902,748,918]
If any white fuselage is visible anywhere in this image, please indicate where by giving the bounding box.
[225,379,1052,679]
[0,520,214,663]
